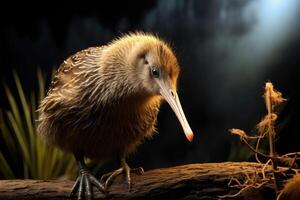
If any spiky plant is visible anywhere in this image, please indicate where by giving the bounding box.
[0,70,76,179]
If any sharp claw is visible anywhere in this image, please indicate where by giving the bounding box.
[126,176,131,192]
[131,167,144,175]
[70,176,81,197]
[78,175,84,200]
[105,168,123,189]
[102,162,144,192]
[71,157,106,199]
[90,175,105,193]
[100,172,111,183]
[138,167,144,174]
[84,175,92,200]
[123,166,131,191]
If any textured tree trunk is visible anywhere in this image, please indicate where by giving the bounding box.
[0,162,280,200]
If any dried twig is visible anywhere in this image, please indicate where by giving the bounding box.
[229,129,273,159]
[263,82,281,192]
[262,159,272,180]
[223,82,298,199]
[219,170,271,198]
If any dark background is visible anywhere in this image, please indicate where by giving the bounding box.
[0,0,300,170]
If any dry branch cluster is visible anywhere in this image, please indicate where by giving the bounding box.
[221,82,300,199]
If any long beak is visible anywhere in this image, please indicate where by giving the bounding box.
[156,79,194,142]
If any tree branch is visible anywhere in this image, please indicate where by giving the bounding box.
[0,162,288,200]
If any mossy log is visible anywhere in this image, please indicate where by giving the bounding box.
[0,162,283,200]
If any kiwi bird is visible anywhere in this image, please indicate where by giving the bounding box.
[37,32,193,199]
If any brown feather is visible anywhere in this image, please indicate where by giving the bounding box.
[37,32,178,160]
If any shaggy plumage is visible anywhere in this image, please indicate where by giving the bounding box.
[37,33,179,160]
[37,33,194,199]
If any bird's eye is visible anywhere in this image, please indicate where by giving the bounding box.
[150,67,160,78]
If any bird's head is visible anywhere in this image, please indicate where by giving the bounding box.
[127,36,194,142]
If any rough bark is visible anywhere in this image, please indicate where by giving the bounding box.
[0,162,281,200]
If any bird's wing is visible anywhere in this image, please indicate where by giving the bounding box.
[39,46,104,113]
[48,46,103,94]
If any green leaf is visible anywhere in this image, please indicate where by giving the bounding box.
[0,151,15,179]
[0,69,76,180]
[7,112,30,166]
[0,110,16,156]
[4,85,22,127]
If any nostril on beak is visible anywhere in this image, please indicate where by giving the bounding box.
[170,90,175,98]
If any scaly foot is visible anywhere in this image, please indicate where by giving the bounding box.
[70,156,105,199]
[100,158,144,192]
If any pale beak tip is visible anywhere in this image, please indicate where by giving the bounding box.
[186,132,194,142]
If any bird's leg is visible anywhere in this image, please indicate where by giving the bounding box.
[70,155,105,200]
[101,158,144,192]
